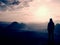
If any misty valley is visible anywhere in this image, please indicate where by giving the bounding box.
[0,21,60,45]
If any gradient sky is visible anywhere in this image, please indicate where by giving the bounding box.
[0,0,60,23]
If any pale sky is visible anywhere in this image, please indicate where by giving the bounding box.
[0,0,60,23]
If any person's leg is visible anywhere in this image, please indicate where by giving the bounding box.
[48,31,51,45]
[51,31,54,45]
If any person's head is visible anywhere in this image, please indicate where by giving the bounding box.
[49,18,53,22]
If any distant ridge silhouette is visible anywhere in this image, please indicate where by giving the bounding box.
[4,22,27,32]
[55,24,60,34]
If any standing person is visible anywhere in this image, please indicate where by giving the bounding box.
[47,18,55,45]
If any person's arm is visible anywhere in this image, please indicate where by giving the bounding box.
[53,23,55,30]
[47,23,49,30]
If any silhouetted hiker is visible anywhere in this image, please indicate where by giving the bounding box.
[47,18,55,45]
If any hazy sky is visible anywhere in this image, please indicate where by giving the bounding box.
[0,0,60,23]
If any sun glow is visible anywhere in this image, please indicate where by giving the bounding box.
[35,6,49,16]
[33,6,50,22]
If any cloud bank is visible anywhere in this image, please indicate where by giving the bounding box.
[0,0,33,11]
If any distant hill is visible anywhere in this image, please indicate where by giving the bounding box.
[5,22,27,32]
[0,21,28,32]
[0,22,10,32]
[0,22,9,28]
[55,23,60,35]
